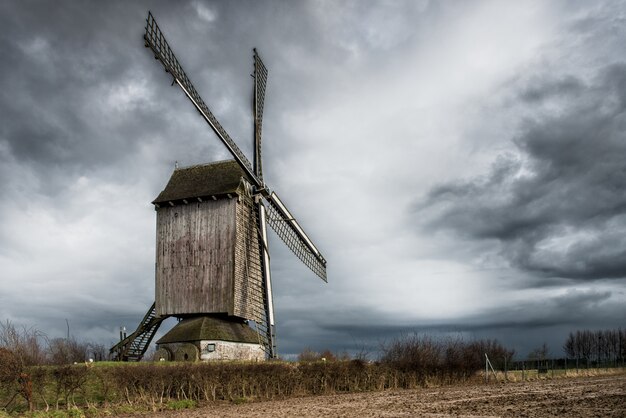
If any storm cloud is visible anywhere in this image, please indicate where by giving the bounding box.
[420,63,626,281]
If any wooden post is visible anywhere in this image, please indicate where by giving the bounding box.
[485,353,488,383]
[485,353,498,383]
[504,356,508,382]
[522,361,525,381]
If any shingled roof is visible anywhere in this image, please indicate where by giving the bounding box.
[156,316,260,344]
[152,160,248,204]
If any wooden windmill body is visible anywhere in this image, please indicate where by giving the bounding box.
[110,12,326,361]
[152,161,266,361]
[153,161,262,320]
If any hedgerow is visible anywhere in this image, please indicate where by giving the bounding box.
[0,331,518,415]
[0,358,488,414]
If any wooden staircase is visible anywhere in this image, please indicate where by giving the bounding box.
[110,302,168,361]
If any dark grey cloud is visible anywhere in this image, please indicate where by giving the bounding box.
[282,286,625,357]
[418,63,626,281]
[0,3,140,164]
[519,75,584,103]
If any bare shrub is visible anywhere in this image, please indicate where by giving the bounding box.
[0,320,46,366]
[0,347,21,388]
[91,367,113,408]
[298,348,320,362]
[0,348,34,411]
[30,367,49,411]
[87,342,107,362]
[380,334,514,386]
[463,339,513,372]
[109,364,147,404]
[298,361,330,394]
[47,337,89,365]
[319,349,337,362]
[380,334,442,386]
[51,365,89,410]
[248,362,298,399]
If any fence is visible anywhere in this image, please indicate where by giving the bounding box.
[484,354,626,383]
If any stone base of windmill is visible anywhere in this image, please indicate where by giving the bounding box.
[155,315,265,362]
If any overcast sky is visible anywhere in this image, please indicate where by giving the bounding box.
[1,0,625,359]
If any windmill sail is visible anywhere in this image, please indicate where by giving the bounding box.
[144,11,257,184]
[265,192,327,281]
[254,49,268,184]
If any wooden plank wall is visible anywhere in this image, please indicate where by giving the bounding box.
[155,199,237,316]
[233,193,265,322]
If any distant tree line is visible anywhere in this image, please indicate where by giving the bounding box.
[563,328,625,367]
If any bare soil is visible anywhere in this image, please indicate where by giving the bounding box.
[132,373,626,417]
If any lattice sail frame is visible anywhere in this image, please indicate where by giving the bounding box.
[144,12,255,179]
[254,49,268,183]
[265,193,327,281]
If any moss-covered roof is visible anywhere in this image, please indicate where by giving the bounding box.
[156,316,261,344]
[153,160,247,204]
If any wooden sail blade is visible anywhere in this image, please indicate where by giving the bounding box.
[264,192,327,281]
[254,49,267,182]
[144,11,259,186]
[253,49,268,184]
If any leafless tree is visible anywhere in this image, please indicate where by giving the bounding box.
[0,320,46,366]
[563,332,576,359]
[562,328,626,367]
[298,348,321,362]
[47,337,88,365]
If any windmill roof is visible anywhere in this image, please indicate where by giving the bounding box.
[156,316,260,344]
[152,160,248,204]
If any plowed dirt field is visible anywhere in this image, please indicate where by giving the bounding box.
[130,373,626,417]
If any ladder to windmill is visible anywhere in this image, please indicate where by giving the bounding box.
[109,303,168,361]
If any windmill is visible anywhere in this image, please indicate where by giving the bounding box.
[110,12,326,361]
